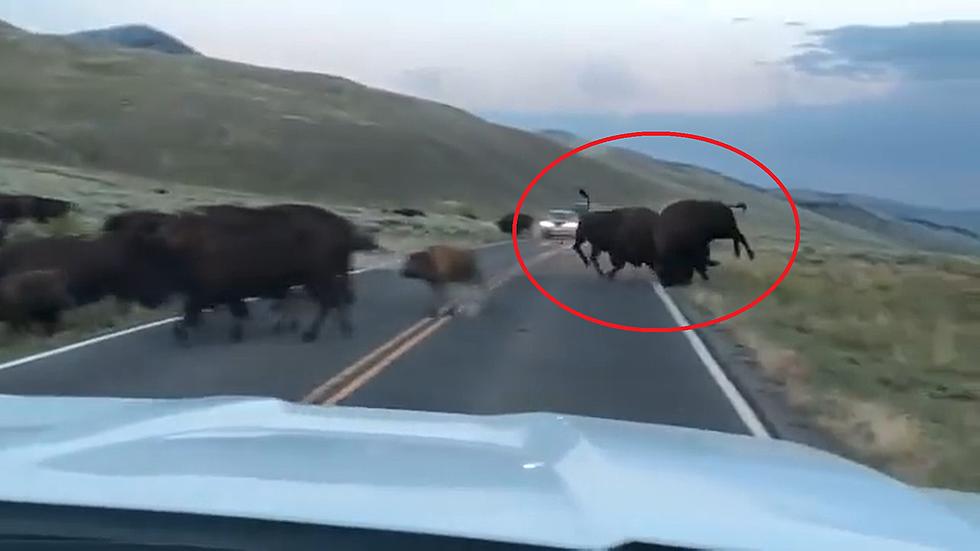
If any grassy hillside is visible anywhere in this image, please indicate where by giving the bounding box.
[0,20,699,219]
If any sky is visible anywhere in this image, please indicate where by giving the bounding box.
[1,0,978,208]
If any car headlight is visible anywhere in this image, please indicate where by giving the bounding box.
[561,222,578,228]
[539,221,555,228]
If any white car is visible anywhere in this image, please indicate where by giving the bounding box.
[538,209,579,239]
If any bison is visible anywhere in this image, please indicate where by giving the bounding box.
[654,199,754,286]
[0,234,175,310]
[496,212,534,235]
[572,190,663,278]
[0,269,74,335]
[390,208,426,217]
[401,245,486,317]
[0,194,73,224]
[102,209,176,237]
[573,206,660,278]
[147,204,362,343]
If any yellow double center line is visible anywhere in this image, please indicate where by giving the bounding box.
[301,247,562,405]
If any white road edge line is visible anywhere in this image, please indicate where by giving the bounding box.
[0,239,518,373]
[650,282,772,439]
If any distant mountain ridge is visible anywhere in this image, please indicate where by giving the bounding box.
[534,130,979,255]
[772,188,980,237]
[66,24,199,55]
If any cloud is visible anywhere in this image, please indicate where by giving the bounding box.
[784,21,806,27]
[576,59,642,101]
[485,76,980,209]
[788,20,980,81]
[731,17,752,24]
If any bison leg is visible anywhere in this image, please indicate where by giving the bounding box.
[333,274,353,338]
[300,279,342,343]
[173,298,204,343]
[429,282,448,317]
[572,234,590,267]
[588,245,606,277]
[694,248,711,281]
[737,229,755,260]
[227,300,249,343]
[606,255,626,280]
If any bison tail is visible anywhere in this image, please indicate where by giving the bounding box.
[578,189,591,211]
[726,202,748,212]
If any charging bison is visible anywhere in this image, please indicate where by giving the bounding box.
[654,199,754,286]
[572,189,663,279]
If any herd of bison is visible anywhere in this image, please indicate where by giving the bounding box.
[500,189,755,287]
[0,188,754,343]
[0,194,378,342]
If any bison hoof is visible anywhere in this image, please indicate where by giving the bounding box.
[173,324,189,343]
[301,330,318,343]
[230,325,244,343]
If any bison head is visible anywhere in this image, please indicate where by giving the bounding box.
[401,251,436,282]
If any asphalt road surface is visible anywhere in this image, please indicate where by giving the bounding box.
[0,239,757,436]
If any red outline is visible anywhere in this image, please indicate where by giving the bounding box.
[512,131,800,333]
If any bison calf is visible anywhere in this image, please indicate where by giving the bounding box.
[401,245,486,317]
[0,269,73,335]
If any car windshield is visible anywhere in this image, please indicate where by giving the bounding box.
[0,1,977,549]
[548,210,577,221]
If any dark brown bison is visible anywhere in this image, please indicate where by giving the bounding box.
[573,206,661,279]
[102,209,176,236]
[572,190,663,278]
[390,208,426,217]
[401,245,486,316]
[147,204,362,343]
[654,199,754,286]
[496,212,534,235]
[0,194,73,223]
[0,269,74,335]
[0,234,174,309]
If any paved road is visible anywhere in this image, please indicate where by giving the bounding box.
[0,239,754,435]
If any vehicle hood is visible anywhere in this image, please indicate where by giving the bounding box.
[0,395,977,550]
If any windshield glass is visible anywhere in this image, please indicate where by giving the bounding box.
[0,1,977,547]
[548,210,577,221]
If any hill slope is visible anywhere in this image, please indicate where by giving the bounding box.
[65,24,199,55]
[0,19,689,217]
[0,19,915,252]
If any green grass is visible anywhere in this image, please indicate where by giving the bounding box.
[675,246,980,490]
